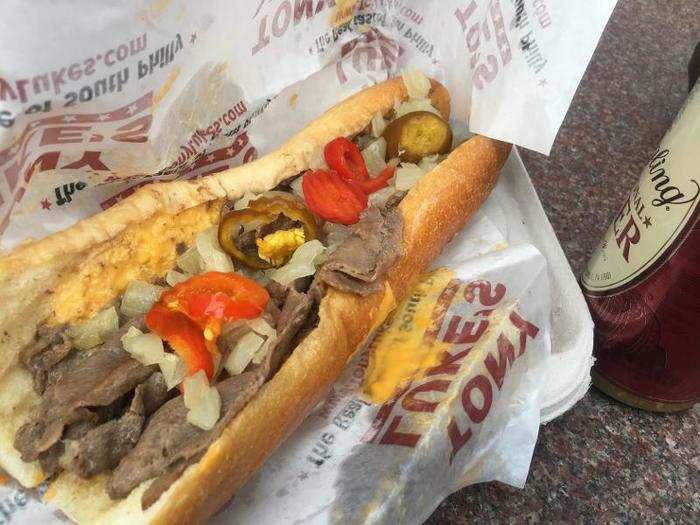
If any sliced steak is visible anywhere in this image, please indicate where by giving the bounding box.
[37,413,101,478]
[107,371,265,502]
[267,288,313,378]
[140,453,205,510]
[20,324,73,394]
[14,317,155,462]
[266,280,288,307]
[59,382,147,478]
[264,298,282,326]
[317,206,403,296]
[258,213,301,237]
[38,443,65,478]
[266,277,311,308]
[234,229,258,254]
[140,372,169,416]
[322,222,351,250]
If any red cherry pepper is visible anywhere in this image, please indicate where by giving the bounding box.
[324,137,369,183]
[302,169,367,225]
[146,272,269,380]
[350,165,396,194]
[304,138,401,225]
[162,271,269,325]
[146,304,215,380]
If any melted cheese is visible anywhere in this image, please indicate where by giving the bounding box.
[363,268,455,403]
[51,201,222,324]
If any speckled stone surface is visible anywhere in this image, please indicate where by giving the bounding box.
[427,1,700,523]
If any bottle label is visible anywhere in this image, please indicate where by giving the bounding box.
[582,89,700,293]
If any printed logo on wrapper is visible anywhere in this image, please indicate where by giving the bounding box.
[0,92,153,233]
[0,24,266,248]
[454,1,513,90]
[335,29,404,85]
[361,269,539,463]
[454,0,553,93]
[0,30,192,241]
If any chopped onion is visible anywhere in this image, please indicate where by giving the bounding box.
[269,239,326,286]
[122,332,165,366]
[234,192,259,211]
[394,98,441,119]
[177,246,203,274]
[159,353,187,390]
[289,176,304,199]
[402,68,431,99]
[395,163,427,191]
[121,325,186,389]
[196,227,234,273]
[224,331,265,375]
[228,318,277,369]
[419,154,441,173]
[369,185,397,207]
[121,325,143,343]
[362,138,388,177]
[184,370,221,430]
[371,112,386,138]
[247,317,276,338]
[252,339,273,364]
[120,280,164,318]
[166,269,191,287]
[68,306,119,350]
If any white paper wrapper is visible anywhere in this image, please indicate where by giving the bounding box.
[0,0,609,523]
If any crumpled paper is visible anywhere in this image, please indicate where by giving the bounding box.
[0,0,611,523]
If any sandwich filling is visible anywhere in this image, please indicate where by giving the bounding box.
[12,74,453,510]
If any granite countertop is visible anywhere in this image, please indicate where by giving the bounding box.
[427,1,700,523]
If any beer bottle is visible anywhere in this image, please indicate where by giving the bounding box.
[581,46,700,412]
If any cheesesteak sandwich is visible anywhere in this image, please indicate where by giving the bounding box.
[0,71,510,524]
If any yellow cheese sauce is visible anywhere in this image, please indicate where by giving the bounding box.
[51,201,222,324]
[363,268,455,403]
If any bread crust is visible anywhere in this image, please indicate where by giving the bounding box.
[0,77,510,523]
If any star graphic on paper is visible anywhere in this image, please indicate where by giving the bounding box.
[190,32,197,44]
[126,104,139,115]
[98,113,111,121]
[298,471,309,480]
[643,216,652,228]
[538,78,547,87]
[225,147,235,156]
[40,198,52,210]
[62,115,77,122]
[206,154,215,163]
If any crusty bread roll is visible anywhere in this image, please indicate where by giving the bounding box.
[0,77,510,524]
